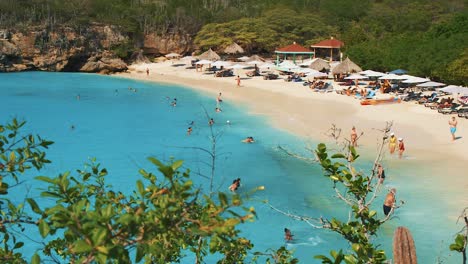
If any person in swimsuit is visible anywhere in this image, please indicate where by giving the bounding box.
[284,228,294,241]
[229,178,241,192]
[449,116,458,141]
[388,132,397,154]
[242,137,255,143]
[236,75,241,87]
[377,164,386,184]
[217,93,223,103]
[383,188,396,216]
[350,126,358,147]
[209,118,214,126]
[398,138,405,159]
[187,127,192,136]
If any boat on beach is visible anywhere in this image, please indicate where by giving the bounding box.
[360,96,401,105]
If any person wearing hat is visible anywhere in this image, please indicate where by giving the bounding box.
[383,188,396,216]
[398,138,405,159]
[389,132,397,154]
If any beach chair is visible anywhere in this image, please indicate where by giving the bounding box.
[438,104,460,114]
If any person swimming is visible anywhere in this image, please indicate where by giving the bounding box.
[215,107,222,112]
[171,98,177,107]
[242,137,255,143]
[284,228,294,241]
[209,118,214,126]
[187,127,193,136]
[229,178,241,192]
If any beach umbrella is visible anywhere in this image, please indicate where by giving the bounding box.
[309,58,330,71]
[181,56,196,61]
[238,56,250,61]
[211,60,231,67]
[360,70,384,77]
[379,74,407,80]
[293,68,315,74]
[402,77,430,83]
[345,74,368,80]
[224,42,244,54]
[198,48,221,61]
[307,71,328,78]
[195,59,212,65]
[389,69,408,75]
[439,85,468,95]
[228,64,247,69]
[416,81,446,87]
[331,57,362,74]
[279,60,297,68]
[165,52,181,59]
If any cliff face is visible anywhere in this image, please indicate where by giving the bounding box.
[0,24,195,73]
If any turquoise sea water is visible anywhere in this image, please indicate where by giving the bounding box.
[0,72,462,263]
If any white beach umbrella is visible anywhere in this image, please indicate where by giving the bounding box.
[416,81,446,87]
[402,77,430,83]
[379,74,407,80]
[439,85,468,95]
[307,71,328,78]
[294,68,315,74]
[195,59,213,65]
[238,56,250,61]
[228,64,247,69]
[211,60,231,67]
[360,70,385,77]
[279,60,296,68]
[345,74,368,80]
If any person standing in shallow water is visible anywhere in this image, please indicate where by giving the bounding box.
[388,132,397,154]
[284,228,294,241]
[383,188,396,216]
[449,116,458,141]
[377,164,385,184]
[398,138,405,159]
[236,75,241,87]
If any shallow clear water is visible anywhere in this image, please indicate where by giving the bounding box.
[0,72,462,263]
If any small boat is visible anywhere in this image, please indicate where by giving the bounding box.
[360,96,401,105]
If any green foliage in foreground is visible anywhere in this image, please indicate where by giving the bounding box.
[0,119,297,263]
[313,143,387,263]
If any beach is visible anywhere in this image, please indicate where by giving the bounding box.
[115,61,468,212]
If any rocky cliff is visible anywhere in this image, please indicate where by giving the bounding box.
[0,24,194,73]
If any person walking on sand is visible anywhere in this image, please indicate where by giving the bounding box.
[236,75,241,87]
[389,132,397,154]
[383,188,396,216]
[398,138,405,159]
[350,126,358,147]
[146,68,149,76]
[449,116,458,141]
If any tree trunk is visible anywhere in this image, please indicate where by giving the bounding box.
[393,226,417,264]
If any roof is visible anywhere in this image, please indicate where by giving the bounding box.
[331,57,362,74]
[311,38,344,49]
[224,42,244,54]
[275,43,313,54]
[198,48,221,61]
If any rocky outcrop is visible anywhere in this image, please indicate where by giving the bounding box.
[0,25,128,73]
[80,51,127,74]
[143,32,193,56]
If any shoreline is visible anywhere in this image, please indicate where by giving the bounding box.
[114,62,468,212]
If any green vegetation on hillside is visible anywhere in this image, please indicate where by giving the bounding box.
[0,0,466,84]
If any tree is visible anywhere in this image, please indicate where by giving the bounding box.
[272,123,403,263]
[0,119,53,263]
[0,119,297,263]
[449,207,468,264]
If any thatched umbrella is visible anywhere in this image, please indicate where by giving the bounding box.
[249,54,265,62]
[198,48,221,61]
[224,42,244,54]
[331,57,362,75]
[309,58,330,71]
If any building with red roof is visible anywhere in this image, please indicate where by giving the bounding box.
[311,37,344,62]
[275,42,314,65]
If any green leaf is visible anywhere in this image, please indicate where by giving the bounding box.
[73,240,92,253]
[136,180,144,196]
[9,151,15,162]
[35,176,56,183]
[136,244,145,262]
[13,242,24,249]
[38,219,50,238]
[92,228,108,246]
[331,153,346,159]
[148,157,163,167]
[218,192,228,206]
[26,198,42,214]
[31,253,40,264]
[171,160,184,170]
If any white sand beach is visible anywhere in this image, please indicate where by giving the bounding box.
[115,61,468,208]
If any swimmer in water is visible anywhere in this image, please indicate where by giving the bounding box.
[209,118,214,126]
[187,127,192,136]
[284,228,294,241]
[242,137,255,143]
[215,107,222,112]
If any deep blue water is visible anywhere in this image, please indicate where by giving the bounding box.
[0,72,462,263]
